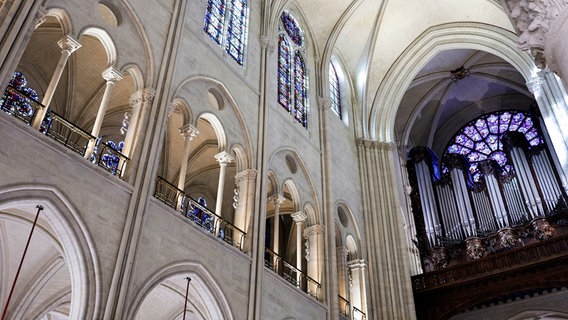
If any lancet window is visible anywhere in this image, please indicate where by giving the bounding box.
[204,0,249,65]
[278,10,308,128]
[329,62,342,118]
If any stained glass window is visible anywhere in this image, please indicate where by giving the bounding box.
[278,10,308,128]
[329,62,341,118]
[0,72,39,121]
[278,35,291,111]
[281,11,304,47]
[204,0,249,65]
[226,0,248,64]
[294,52,307,127]
[443,110,543,182]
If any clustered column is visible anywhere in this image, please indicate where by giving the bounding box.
[31,35,81,130]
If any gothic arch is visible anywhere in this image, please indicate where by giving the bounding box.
[370,22,536,142]
[0,185,100,320]
[128,261,234,320]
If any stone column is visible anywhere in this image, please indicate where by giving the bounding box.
[336,247,349,307]
[84,67,124,159]
[234,169,257,234]
[31,35,81,129]
[304,224,325,299]
[269,194,285,255]
[122,88,156,159]
[214,151,233,216]
[176,124,199,191]
[291,211,307,285]
[348,259,368,320]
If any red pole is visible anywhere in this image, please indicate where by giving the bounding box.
[183,276,191,320]
[1,205,43,320]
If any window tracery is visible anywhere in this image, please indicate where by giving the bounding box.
[204,0,249,65]
[443,110,543,182]
[277,10,308,128]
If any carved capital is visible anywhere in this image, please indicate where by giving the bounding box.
[347,259,367,270]
[269,194,286,207]
[102,67,124,83]
[317,97,332,111]
[179,124,199,140]
[291,211,307,223]
[34,7,48,29]
[260,35,275,53]
[58,35,81,54]
[500,0,568,69]
[377,141,395,151]
[130,88,156,106]
[236,169,257,183]
[304,224,325,238]
[215,151,233,166]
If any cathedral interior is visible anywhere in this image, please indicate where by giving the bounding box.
[1,0,568,319]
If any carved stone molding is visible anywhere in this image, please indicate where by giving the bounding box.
[179,124,199,140]
[500,0,568,69]
[235,169,257,183]
[317,97,332,111]
[58,35,82,53]
[347,259,367,270]
[268,194,285,207]
[304,224,325,238]
[102,67,124,83]
[260,35,275,53]
[34,7,48,29]
[291,211,307,223]
[215,151,234,166]
[130,88,156,106]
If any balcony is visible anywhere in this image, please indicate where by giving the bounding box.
[154,176,246,252]
[412,231,568,319]
[264,248,321,300]
[1,85,129,177]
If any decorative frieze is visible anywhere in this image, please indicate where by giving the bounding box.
[236,169,257,183]
[129,88,156,106]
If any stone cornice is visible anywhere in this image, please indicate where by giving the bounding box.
[304,224,325,238]
[347,259,367,270]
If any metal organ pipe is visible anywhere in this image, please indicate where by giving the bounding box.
[450,167,476,237]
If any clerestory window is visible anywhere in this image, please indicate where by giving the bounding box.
[204,0,249,65]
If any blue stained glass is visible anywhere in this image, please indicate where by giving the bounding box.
[281,11,304,47]
[1,72,39,119]
[329,62,341,118]
[486,134,499,151]
[442,110,544,184]
[293,52,307,127]
[278,35,291,111]
[491,151,507,165]
[226,0,248,65]
[204,0,226,44]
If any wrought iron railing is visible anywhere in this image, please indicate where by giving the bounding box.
[338,295,350,318]
[90,140,129,176]
[264,248,321,300]
[353,306,367,320]
[154,177,246,251]
[42,112,95,156]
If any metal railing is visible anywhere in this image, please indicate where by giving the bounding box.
[154,177,246,251]
[353,306,367,320]
[338,295,350,319]
[91,140,129,176]
[264,248,321,300]
[42,112,95,156]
